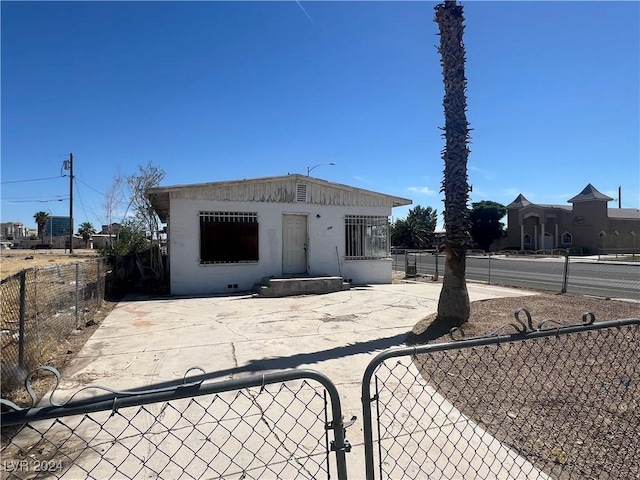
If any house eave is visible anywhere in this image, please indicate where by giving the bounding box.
[148,174,412,223]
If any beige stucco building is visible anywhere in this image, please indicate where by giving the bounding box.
[506,184,640,254]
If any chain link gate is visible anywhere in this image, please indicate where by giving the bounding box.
[1,368,351,479]
[362,316,640,480]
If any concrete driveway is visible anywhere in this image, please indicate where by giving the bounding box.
[50,282,542,478]
[59,282,533,390]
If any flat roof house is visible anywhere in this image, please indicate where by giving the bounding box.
[505,184,640,253]
[147,175,411,296]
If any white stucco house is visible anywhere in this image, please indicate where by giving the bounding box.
[147,175,412,296]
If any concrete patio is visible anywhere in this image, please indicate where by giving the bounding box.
[45,282,548,479]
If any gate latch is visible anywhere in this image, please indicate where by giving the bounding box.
[329,415,357,453]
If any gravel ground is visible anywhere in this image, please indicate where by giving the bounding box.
[402,272,640,479]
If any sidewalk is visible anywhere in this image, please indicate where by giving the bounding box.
[50,282,546,478]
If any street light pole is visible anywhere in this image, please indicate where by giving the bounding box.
[307,162,335,176]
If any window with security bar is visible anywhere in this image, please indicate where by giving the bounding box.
[200,212,258,264]
[345,215,390,259]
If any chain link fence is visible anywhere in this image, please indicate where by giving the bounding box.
[2,318,638,479]
[1,369,350,480]
[394,251,640,300]
[362,317,640,480]
[1,259,109,392]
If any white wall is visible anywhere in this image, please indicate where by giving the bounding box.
[168,198,394,295]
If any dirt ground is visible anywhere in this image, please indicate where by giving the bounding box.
[0,249,101,280]
[1,299,119,408]
[396,272,640,479]
[1,249,116,407]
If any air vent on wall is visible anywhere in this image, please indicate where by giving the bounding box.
[296,183,308,203]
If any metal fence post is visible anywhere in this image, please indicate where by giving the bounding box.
[562,251,569,293]
[75,262,80,327]
[434,250,439,280]
[96,258,102,303]
[34,268,40,353]
[18,271,26,369]
[488,252,491,284]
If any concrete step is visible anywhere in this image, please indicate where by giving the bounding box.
[254,276,350,297]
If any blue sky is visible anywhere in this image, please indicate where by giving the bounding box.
[2,1,639,231]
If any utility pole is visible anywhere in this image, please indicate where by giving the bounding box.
[69,153,73,253]
[64,153,74,253]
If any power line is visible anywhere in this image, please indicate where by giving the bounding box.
[2,195,69,201]
[74,177,90,222]
[74,177,111,226]
[1,198,68,204]
[75,177,107,197]
[1,175,65,185]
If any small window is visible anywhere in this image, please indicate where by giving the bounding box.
[561,232,572,245]
[345,215,389,259]
[523,233,532,245]
[200,212,258,264]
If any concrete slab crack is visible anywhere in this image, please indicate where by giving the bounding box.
[231,342,239,379]
[247,389,315,479]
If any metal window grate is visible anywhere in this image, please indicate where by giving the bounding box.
[200,212,259,264]
[200,212,258,223]
[344,215,389,260]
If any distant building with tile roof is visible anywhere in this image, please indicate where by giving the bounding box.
[505,184,639,253]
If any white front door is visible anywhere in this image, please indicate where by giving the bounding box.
[283,215,307,274]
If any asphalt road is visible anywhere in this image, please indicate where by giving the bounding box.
[393,253,640,300]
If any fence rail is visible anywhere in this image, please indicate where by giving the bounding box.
[1,368,350,480]
[1,258,110,392]
[362,317,640,480]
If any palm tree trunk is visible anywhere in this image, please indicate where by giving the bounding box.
[434,0,471,328]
